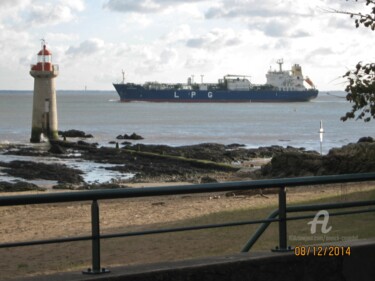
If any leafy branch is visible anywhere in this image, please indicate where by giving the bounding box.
[341,62,375,122]
[326,1,375,122]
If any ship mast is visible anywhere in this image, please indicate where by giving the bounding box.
[121,69,125,84]
[277,58,283,72]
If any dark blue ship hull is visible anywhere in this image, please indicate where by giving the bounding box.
[113,84,318,102]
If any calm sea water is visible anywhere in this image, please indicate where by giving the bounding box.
[0,90,374,154]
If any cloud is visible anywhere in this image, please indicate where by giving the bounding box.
[290,30,310,38]
[206,1,315,39]
[309,47,334,57]
[162,24,192,44]
[66,39,105,57]
[0,0,25,8]
[160,48,178,64]
[186,28,242,50]
[24,0,84,27]
[205,0,299,20]
[134,47,179,74]
[104,0,206,14]
[263,20,289,37]
[184,57,212,69]
[327,17,354,30]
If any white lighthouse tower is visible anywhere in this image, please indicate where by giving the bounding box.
[30,40,59,143]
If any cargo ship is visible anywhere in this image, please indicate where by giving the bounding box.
[113,59,318,102]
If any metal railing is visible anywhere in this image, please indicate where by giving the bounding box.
[1,173,375,274]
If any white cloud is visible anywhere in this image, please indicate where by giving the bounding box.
[24,0,85,27]
[66,39,105,57]
[162,24,192,44]
[134,47,179,74]
[205,0,304,19]
[104,0,206,14]
[186,28,242,50]
[45,32,79,43]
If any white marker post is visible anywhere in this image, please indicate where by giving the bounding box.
[319,120,324,155]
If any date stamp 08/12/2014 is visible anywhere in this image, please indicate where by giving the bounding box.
[294,246,351,257]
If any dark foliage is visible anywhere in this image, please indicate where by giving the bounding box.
[332,1,375,122]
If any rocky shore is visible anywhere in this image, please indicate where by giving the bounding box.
[1,132,375,192]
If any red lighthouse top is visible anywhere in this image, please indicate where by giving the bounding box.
[31,43,53,71]
[37,45,52,56]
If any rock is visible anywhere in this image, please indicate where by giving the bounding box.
[0,181,45,192]
[59,129,93,138]
[226,143,246,149]
[53,183,76,190]
[260,152,322,178]
[77,183,127,190]
[0,160,84,184]
[77,140,97,147]
[48,143,66,154]
[258,141,375,179]
[116,133,144,141]
[124,133,144,140]
[200,176,218,183]
[358,136,374,143]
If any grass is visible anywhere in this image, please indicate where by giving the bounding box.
[1,187,374,279]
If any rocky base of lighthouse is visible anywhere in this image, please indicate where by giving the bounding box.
[30,127,59,143]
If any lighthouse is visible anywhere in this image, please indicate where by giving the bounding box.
[30,41,59,143]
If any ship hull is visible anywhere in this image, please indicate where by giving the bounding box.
[113,84,318,103]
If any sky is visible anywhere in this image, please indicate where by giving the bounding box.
[0,0,373,91]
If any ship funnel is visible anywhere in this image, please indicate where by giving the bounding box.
[292,64,303,77]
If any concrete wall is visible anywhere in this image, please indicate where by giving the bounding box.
[14,239,375,281]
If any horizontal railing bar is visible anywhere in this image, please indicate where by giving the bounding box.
[1,173,375,206]
[287,207,375,222]
[287,199,375,212]
[0,235,92,249]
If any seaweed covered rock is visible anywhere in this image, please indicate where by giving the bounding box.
[0,160,84,184]
[260,152,322,178]
[48,143,66,154]
[259,140,375,178]
[117,133,144,140]
[59,129,93,138]
[0,181,45,192]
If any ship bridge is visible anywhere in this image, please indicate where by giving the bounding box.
[266,59,313,91]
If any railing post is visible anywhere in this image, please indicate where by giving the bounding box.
[83,200,110,274]
[273,186,292,252]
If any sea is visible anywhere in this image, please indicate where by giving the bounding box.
[1,90,374,152]
[0,90,374,185]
